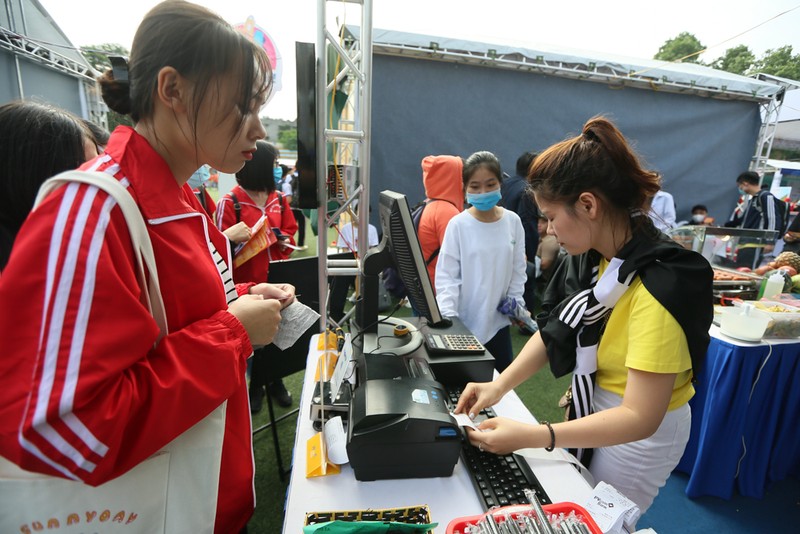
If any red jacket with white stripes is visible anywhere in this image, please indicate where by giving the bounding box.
[216,185,298,284]
[0,127,256,533]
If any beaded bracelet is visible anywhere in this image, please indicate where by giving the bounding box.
[541,420,555,452]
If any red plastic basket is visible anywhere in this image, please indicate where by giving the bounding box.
[445,502,602,534]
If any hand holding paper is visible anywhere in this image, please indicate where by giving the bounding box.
[233,215,276,268]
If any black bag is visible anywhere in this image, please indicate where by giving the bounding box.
[755,191,789,235]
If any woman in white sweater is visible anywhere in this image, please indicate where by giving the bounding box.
[435,151,527,371]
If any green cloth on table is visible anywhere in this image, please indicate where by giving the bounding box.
[303,520,437,533]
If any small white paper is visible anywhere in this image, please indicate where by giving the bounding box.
[341,334,355,385]
[515,446,584,468]
[323,416,349,465]
[583,481,640,534]
[451,412,480,431]
[271,300,320,350]
[329,333,354,398]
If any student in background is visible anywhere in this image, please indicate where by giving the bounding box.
[189,164,215,216]
[216,140,298,282]
[416,154,464,290]
[188,165,250,245]
[330,212,380,323]
[456,117,712,518]
[535,211,563,293]
[725,172,783,233]
[690,204,714,226]
[217,140,298,411]
[0,3,292,531]
[725,171,784,267]
[0,100,96,271]
[648,189,676,233]
[285,161,307,248]
[436,151,527,372]
[82,119,111,153]
[782,210,800,253]
[501,151,540,327]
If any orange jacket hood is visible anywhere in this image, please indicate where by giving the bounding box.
[422,155,463,209]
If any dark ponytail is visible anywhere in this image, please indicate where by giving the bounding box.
[97,65,132,117]
[96,0,271,129]
[528,116,660,216]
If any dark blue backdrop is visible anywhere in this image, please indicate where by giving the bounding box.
[367,53,761,226]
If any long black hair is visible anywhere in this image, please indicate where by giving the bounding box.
[0,100,90,269]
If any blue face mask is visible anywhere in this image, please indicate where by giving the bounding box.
[737,187,746,196]
[466,189,502,211]
[187,166,209,189]
[273,167,283,184]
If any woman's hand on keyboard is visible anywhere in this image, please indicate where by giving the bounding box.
[455,381,504,419]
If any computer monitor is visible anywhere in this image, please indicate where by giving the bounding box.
[356,190,448,336]
[295,41,318,209]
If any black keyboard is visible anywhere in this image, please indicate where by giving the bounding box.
[425,333,485,354]
[446,388,551,510]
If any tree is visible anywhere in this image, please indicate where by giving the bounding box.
[278,128,297,150]
[80,43,129,74]
[710,45,755,75]
[754,46,800,80]
[654,32,705,63]
[80,44,133,131]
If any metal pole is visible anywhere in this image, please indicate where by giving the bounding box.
[316,0,329,331]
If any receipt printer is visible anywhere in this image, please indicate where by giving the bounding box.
[346,377,461,481]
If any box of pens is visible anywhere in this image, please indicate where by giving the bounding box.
[446,502,601,534]
[305,505,435,532]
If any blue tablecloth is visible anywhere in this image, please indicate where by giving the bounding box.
[676,329,800,499]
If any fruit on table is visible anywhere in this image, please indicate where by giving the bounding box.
[793,274,800,290]
[774,251,800,271]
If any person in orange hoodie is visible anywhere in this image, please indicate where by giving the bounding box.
[416,155,464,290]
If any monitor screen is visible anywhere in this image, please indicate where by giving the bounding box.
[380,190,444,325]
[295,41,318,209]
[357,190,448,335]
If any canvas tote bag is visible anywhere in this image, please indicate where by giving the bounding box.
[0,171,227,534]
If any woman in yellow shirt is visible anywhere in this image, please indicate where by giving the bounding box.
[456,116,713,516]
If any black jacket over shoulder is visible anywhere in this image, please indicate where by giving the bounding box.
[536,220,714,380]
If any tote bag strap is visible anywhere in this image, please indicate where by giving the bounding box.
[35,170,168,339]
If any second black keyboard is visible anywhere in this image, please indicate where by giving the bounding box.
[447,388,552,510]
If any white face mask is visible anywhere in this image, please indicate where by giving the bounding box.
[691,214,706,223]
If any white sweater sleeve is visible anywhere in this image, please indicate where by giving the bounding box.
[508,215,527,306]
[435,221,461,318]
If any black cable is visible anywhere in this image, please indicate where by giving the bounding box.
[349,299,404,345]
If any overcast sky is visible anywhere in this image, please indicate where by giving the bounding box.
[38,0,800,120]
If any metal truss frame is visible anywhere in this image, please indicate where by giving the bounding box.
[750,74,800,176]
[0,27,95,81]
[315,0,374,330]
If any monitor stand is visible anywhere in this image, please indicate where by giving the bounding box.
[359,316,423,357]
